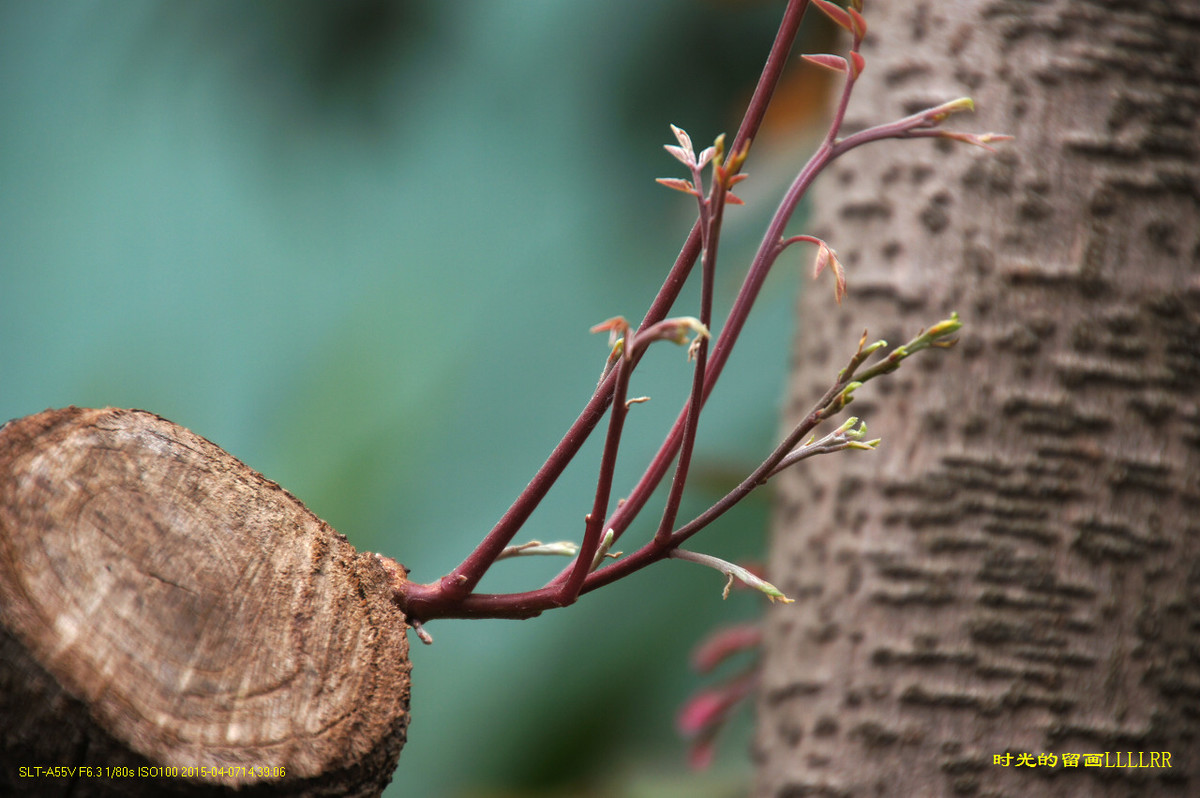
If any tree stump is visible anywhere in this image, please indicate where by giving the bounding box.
[0,407,411,797]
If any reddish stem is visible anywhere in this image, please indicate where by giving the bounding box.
[421,334,875,620]
[557,334,633,604]
[654,175,725,544]
[396,2,984,624]
[398,0,811,619]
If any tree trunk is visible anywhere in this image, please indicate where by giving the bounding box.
[0,407,411,797]
[759,2,1200,796]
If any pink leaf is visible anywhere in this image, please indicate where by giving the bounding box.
[589,316,628,335]
[677,668,761,770]
[812,242,831,279]
[812,242,847,304]
[849,51,866,79]
[811,0,853,33]
[692,624,763,674]
[589,316,630,347]
[663,144,692,165]
[831,252,848,304]
[677,689,729,736]
[655,177,698,195]
[669,123,694,155]
[848,7,867,39]
[801,53,847,74]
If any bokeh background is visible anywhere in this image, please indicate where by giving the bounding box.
[0,2,831,795]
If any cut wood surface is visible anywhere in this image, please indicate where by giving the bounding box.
[0,407,411,797]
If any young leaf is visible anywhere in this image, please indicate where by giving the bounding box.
[656,177,699,196]
[811,0,853,33]
[801,53,848,74]
[812,242,847,304]
[691,624,762,674]
[848,6,867,39]
[849,51,866,79]
[669,549,794,603]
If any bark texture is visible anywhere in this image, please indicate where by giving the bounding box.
[0,407,411,797]
[760,1,1200,796]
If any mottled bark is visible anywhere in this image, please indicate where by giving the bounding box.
[759,1,1200,797]
[0,408,411,797]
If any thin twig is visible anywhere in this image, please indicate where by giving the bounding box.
[655,156,726,544]
[559,331,634,603]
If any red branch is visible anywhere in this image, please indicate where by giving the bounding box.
[395,0,990,624]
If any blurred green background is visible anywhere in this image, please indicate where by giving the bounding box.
[0,1,828,795]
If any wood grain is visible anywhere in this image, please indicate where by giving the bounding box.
[0,407,411,797]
